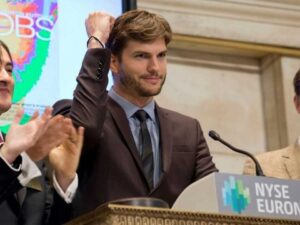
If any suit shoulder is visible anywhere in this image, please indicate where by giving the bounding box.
[159,107,198,123]
[255,146,289,162]
[243,146,288,175]
[251,145,294,179]
[52,99,73,116]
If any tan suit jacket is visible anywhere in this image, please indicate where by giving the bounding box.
[243,138,300,180]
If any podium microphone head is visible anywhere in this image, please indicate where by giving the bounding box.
[208,130,220,141]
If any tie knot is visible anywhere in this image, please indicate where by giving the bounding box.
[134,110,148,122]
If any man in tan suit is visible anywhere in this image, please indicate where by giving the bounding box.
[243,69,300,179]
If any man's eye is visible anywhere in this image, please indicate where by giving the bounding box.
[135,54,147,58]
[6,67,13,74]
[158,53,166,58]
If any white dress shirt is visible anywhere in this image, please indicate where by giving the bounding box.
[0,151,77,203]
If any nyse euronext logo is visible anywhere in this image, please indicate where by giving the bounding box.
[222,176,251,214]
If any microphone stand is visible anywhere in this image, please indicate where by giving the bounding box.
[209,130,265,176]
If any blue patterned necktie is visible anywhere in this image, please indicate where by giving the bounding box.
[135,110,154,189]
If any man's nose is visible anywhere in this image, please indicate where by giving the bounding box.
[0,68,10,81]
[147,57,160,72]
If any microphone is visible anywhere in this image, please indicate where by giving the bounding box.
[208,130,265,176]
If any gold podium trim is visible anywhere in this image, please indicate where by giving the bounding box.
[66,204,299,225]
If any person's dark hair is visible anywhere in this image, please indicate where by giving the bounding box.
[106,9,172,58]
[0,40,13,67]
[293,69,300,96]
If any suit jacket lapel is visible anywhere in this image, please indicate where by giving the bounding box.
[20,161,44,206]
[155,105,173,178]
[107,98,145,174]
[283,139,300,179]
[108,99,174,190]
[6,194,21,216]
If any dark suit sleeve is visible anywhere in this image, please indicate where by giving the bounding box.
[53,48,111,188]
[53,48,111,152]
[0,155,23,203]
[194,120,218,180]
[71,48,110,134]
[51,48,111,224]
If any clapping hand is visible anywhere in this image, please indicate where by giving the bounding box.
[48,126,84,191]
[0,107,52,164]
[26,115,75,161]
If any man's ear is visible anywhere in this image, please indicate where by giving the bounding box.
[293,95,300,113]
[110,54,119,75]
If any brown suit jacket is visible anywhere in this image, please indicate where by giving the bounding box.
[53,48,217,218]
[243,138,300,180]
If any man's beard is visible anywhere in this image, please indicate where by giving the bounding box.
[120,72,166,97]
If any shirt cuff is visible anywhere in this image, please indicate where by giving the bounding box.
[52,172,78,204]
[0,150,21,172]
[18,153,42,186]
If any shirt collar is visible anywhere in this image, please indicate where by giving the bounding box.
[108,88,156,121]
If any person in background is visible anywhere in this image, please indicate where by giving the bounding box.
[53,9,217,219]
[0,40,84,225]
[243,69,300,180]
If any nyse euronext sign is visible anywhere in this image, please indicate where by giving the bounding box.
[217,173,300,220]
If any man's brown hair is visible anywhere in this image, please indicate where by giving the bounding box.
[0,40,13,68]
[106,9,172,58]
[293,69,300,96]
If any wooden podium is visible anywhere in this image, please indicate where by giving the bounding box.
[65,204,299,225]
